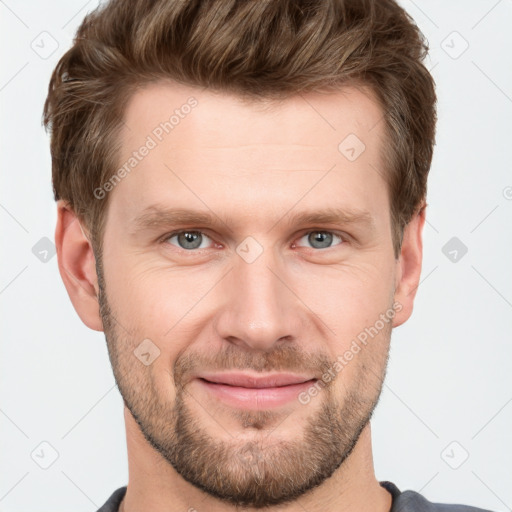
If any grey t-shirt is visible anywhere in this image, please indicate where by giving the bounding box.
[96,481,495,512]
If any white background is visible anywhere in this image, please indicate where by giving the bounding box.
[1,1,511,510]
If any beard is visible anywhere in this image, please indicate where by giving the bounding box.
[96,258,390,509]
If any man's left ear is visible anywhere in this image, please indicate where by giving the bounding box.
[392,204,426,328]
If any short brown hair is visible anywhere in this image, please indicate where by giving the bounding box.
[43,0,436,258]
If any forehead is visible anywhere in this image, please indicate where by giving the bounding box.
[109,80,389,232]
[121,80,385,156]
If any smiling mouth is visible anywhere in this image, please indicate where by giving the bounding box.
[195,377,318,409]
[199,377,317,388]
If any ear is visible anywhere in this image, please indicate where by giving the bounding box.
[392,204,426,328]
[55,200,103,331]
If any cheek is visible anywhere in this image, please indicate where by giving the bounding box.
[294,259,395,339]
[106,255,222,371]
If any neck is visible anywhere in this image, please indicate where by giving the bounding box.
[119,407,392,512]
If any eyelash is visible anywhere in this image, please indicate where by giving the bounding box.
[159,229,348,253]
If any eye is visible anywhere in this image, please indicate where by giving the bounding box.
[164,230,214,250]
[294,230,345,250]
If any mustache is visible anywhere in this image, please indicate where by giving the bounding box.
[173,344,333,386]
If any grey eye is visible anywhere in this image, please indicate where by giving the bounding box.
[297,231,343,249]
[168,231,211,250]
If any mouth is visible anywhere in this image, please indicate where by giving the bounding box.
[197,372,317,388]
[194,373,318,409]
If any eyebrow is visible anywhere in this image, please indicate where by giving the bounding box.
[131,205,376,235]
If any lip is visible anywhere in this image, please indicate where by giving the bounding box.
[197,372,316,388]
[194,372,318,409]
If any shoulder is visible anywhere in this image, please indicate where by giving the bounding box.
[395,490,495,512]
[96,486,127,512]
[381,482,496,512]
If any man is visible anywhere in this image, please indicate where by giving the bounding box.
[44,0,493,511]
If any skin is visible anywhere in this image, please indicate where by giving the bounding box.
[55,81,425,512]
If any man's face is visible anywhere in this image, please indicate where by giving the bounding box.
[97,82,401,508]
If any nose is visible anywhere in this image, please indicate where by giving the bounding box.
[214,244,304,352]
